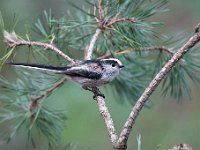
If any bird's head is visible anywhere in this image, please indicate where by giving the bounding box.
[100,58,124,81]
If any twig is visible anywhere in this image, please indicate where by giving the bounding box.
[97,46,173,59]
[195,22,200,33]
[95,96,118,145]
[84,0,104,60]
[142,46,173,56]
[29,77,67,114]
[4,31,75,63]
[117,24,200,146]
[106,17,137,27]
[84,28,102,60]
[98,0,103,20]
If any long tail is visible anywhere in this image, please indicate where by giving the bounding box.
[7,62,70,73]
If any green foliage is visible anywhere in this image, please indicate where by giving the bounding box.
[0,69,67,149]
[162,47,200,100]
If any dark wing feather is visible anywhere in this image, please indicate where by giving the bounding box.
[64,66,102,80]
[7,61,102,79]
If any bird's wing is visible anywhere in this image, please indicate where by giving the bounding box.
[63,66,102,80]
[7,62,102,79]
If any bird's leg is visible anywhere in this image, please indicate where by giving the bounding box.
[92,87,105,99]
[82,86,105,99]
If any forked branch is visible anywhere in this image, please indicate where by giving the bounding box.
[84,0,137,60]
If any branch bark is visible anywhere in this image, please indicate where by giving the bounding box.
[95,96,118,145]
[84,28,102,60]
[97,0,103,20]
[117,25,200,147]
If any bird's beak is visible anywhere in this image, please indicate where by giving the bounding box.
[119,65,124,68]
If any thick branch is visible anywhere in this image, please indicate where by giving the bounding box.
[4,31,75,63]
[95,96,118,145]
[118,25,200,145]
[29,77,67,114]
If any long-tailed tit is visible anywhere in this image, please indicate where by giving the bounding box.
[7,58,124,98]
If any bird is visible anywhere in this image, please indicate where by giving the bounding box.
[7,58,124,98]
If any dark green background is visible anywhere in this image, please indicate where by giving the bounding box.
[0,0,200,150]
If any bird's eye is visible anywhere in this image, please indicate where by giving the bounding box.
[112,63,116,67]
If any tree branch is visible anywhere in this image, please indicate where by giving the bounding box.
[29,77,67,114]
[95,96,118,145]
[97,46,173,59]
[98,0,103,20]
[84,0,104,60]
[84,28,102,60]
[4,31,75,63]
[84,4,137,60]
[106,17,137,27]
[117,24,200,146]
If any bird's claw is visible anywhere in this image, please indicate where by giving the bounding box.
[93,91,105,100]
[82,86,105,99]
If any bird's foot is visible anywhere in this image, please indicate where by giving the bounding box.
[82,86,105,100]
[92,89,105,100]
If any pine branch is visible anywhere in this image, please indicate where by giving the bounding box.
[84,0,103,60]
[117,23,200,146]
[84,28,102,60]
[84,1,118,143]
[97,46,173,59]
[84,0,138,60]
[84,17,138,60]
[106,17,137,27]
[29,77,67,115]
[98,0,103,20]
[95,96,118,144]
[3,31,75,63]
